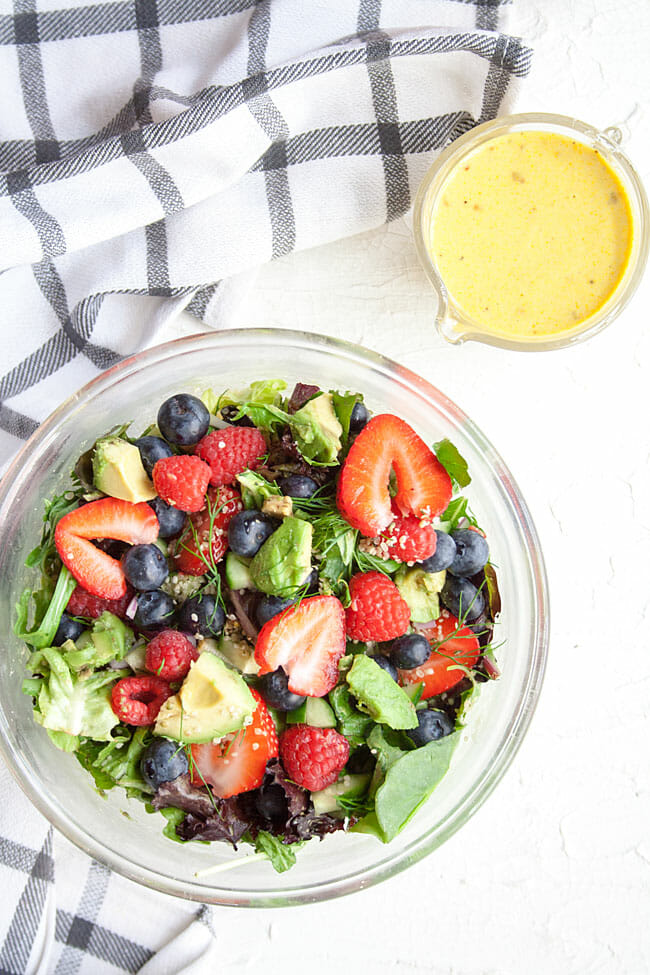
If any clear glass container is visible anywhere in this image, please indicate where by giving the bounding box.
[413,112,649,351]
[0,329,549,905]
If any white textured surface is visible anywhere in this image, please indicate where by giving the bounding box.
[167,2,650,971]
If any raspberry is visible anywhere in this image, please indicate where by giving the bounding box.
[279,725,349,792]
[110,676,172,726]
[152,455,211,513]
[380,513,437,563]
[145,629,199,681]
[174,485,242,575]
[345,571,411,642]
[195,427,267,487]
[66,584,135,621]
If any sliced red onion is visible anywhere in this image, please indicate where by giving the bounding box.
[481,655,501,680]
[125,595,138,620]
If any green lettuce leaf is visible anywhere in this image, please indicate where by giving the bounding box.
[331,390,363,444]
[236,470,281,509]
[33,647,119,740]
[214,379,288,412]
[64,612,134,671]
[14,567,77,649]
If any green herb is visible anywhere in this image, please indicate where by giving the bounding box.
[434,439,471,489]
[25,491,81,577]
[438,496,479,533]
[253,831,303,873]
[330,390,363,444]
[14,566,77,649]
[353,550,401,576]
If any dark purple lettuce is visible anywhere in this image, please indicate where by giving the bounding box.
[152,774,249,847]
[287,383,320,414]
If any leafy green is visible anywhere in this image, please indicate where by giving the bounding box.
[32,647,119,741]
[64,612,134,671]
[148,804,188,843]
[239,402,291,435]
[253,831,302,873]
[205,379,288,413]
[330,390,363,444]
[48,729,80,752]
[438,496,478,533]
[346,655,418,730]
[353,550,401,576]
[290,393,342,465]
[14,567,77,649]
[236,470,281,509]
[25,491,82,577]
[434,439,471,489]
[329,685,375,748]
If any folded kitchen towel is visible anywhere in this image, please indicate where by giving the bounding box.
[0,1,531,972]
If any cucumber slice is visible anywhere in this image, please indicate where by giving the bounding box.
[311,773,370,816]
[287,696,336,728]
[225,552,254,590]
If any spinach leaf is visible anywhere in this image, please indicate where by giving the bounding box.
[328,685,375,748]
[434,439,471,489]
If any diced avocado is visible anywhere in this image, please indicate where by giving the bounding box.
[311,773,370,816]
[92,437,156,503]
[249,516,312,597]
[287,696,336,728]
[154,652,255,744]
[225,552,254,591]
[395,566,446,623]
[346,654,418,730]
[291,392,343,464]
[201,631,259,675]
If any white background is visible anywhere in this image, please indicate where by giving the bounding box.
[165,1,650,971]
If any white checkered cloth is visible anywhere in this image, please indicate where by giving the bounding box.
[0,1,531,972]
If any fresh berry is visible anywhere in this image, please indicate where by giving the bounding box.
[256,594,296,628]
[220,404,254,427]
[380,513,437,563]
[398,612,480,699]
[173,486,242,575]
[176,594,225,638]
[66,584,135,621]
[418,531,456,573]
[255,783,287,821]
[348,401,370,435]
[190,689,278,798]
[345,572,410,642]
[305,568,320,594]
[279,725,349,792]
[257,668,306,711]
[227,509,279,558]
[110,675,172,726]
[440,575,485,622]
[337,414,453,537]
[149,497,187,539]
[152,455,211,513]
[133,589,176,629]
[157,393,210,446]
[407,709,455,747]
[55,498,159,599]
[278,474,319,498]
[195,427,267,487]
[372,655,399,682]
[448,529,489,577]
[390,633,431,669]
[145,630,198,681]
[140,737,189,790]
[121,543,169,591]
[134,436,173,477]
[53,613,85,646]
[255,595,346,697]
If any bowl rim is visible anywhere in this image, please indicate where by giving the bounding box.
[0,327,550,906]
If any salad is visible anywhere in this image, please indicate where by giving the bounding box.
[16,379,500,874]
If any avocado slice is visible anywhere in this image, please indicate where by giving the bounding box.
[286,696,336,728]
[291,392,343,464]
[154,652,255,744]
[249,516,312,597]
[395,566,446,623]
[92,437,156,504]
[201,632,259,676]
[346,654,418,730]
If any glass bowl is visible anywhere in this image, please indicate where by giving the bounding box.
[0,329,549,906]
[413,112,649,351]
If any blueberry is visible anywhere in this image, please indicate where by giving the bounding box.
[257,668,306,711]
[134,436,173,477]
[349,401,370,435]
[440,575,485,622]
[448,529,489,577]
[133,590,175,629]
[390,633,431,670]
[255,783,287,820]
[418,531,457,573]
[149,497,187,539]
[304,567,319,594]
[122,544,169,591]
[220,404,253,427]
[256,595,296,628]
[373,654,399,682]
[177,594,225,638]
[278,474,319,498]
[157,393,210,446]
[407,709,455,747]
[227,510,279,557]
[140,738,189,791]
[53,612,85,646]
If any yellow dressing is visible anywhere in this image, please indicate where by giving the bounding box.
[430,131,633,338]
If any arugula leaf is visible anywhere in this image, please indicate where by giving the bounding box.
[14,567,77,649]
[236,470,281,509]
[438,496,479,533]
[331,391,363,444]
[253,831,302,873]
[434,439,471,489]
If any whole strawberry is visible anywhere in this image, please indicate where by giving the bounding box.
[279,725,349,792]
[195,427,267,487]
[345,571,411,642]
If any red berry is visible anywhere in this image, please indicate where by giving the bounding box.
[173,485,243,575]
[195,427,267,487]
[345,571,411,642]
[279,725,349,792]
[66,584,135,620]
[152,455,211,513]
[380,513,437,563]
[110,676,172,726]
[398,612,480,699]
[145,630,199,681]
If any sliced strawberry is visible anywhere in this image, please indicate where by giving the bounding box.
[55,498,159,599]
[254,595,346,697]
[173,485,242,575]
[337,414,452,537]
[190,689,278,798]
[380,512,437,562]
[398,611,480,699]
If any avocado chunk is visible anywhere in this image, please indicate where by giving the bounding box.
[92,437,156,503]
[291,392,342,464]
[346,654,418,730]
[286,696,336,728]
[200,631,259,676]
[311,773,370,816]
[154,652,255,744]
[249,516,312,597]
[395,566,446,623]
